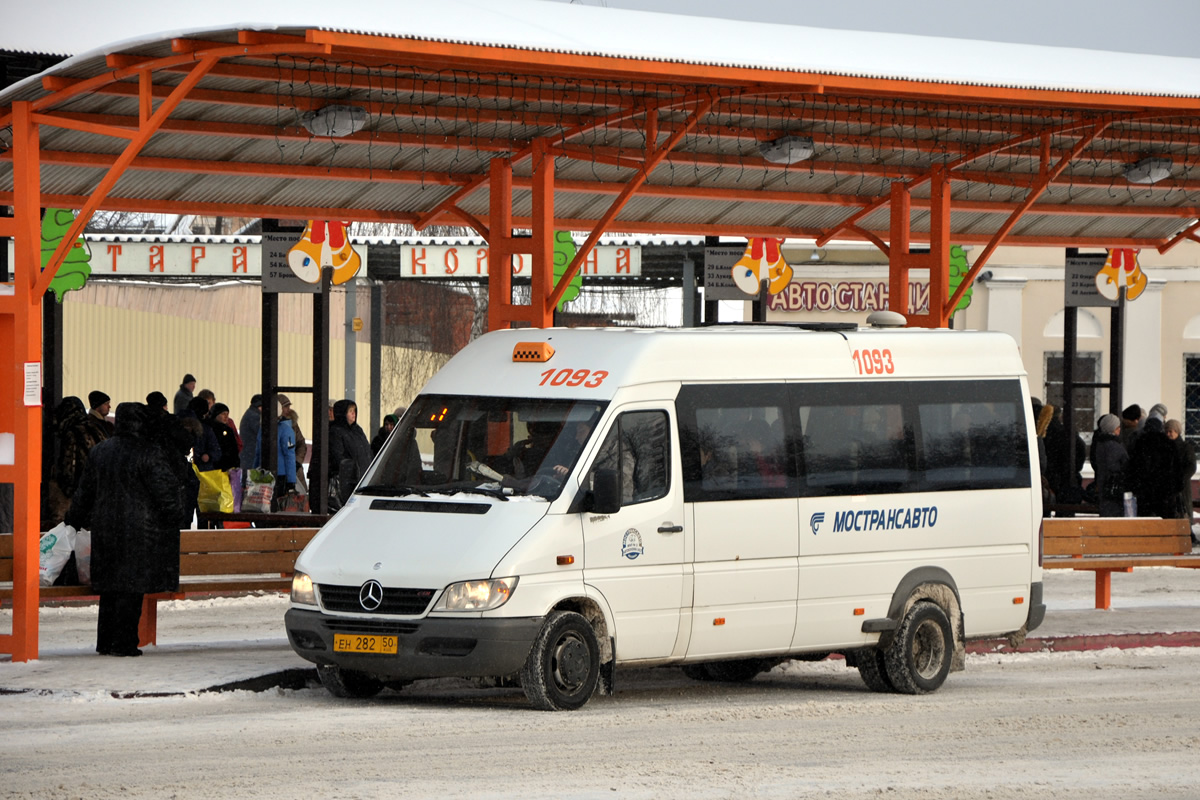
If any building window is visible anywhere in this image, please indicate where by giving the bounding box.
[1044,352,1101,439]
[1185,356,1200,437]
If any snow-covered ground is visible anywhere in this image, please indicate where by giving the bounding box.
[3,569,1200,798]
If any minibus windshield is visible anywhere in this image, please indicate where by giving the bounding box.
[359,395,608,500]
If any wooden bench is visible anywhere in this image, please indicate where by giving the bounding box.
[1042,517,1199,609]
[197,511,330,529]
[0,527,319,647]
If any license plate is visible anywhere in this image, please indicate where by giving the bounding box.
[333,633,398,654]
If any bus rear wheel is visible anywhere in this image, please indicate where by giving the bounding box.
[884,602,953,694]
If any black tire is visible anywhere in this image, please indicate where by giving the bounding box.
[855,647,894,693]
[317,664,384,698]
[883,602,954,695]
[702,659,769,683]
[521,611,600,711]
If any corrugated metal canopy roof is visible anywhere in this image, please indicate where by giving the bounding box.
[2,3,1200,252]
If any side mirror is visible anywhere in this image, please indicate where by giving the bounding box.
[589,468,622,514]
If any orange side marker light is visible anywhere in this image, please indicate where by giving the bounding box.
[853,608,865,616]
[713,617,726,626]
[556,555,575,566]
[1013,597,1025,605]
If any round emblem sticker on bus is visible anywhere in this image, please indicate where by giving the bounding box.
[621,529,644,560]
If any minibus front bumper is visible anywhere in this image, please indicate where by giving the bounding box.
[285,607,544,679]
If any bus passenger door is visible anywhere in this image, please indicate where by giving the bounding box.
[676,385,800,659]
[581,408,687,662]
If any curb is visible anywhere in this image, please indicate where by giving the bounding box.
[968,630,1200,654]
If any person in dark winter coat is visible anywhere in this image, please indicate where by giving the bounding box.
[328,399,373,508]
[66,403,187,657]
[1165,419,1197,520]
[185,397,222,471]
[1120,404,1143,455]
[1129,417,1181,518]
[1091,414,1130,517]
[174,374,196,415]
[238,395,262,473]
[44,396,105,528]
[145,391,169,415]
[372,414,399,456]
[207,403,241,471]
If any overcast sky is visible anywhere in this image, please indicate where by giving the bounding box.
[551,0,1200,58]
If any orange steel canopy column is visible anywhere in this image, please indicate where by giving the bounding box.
[4,101,45,661]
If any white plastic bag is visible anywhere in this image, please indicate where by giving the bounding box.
[74,529,92,585]
[38,522,76,586]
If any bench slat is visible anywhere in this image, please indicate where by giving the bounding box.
[179,552,302,575]
[179,528,318,553]
[1042,518,1190,556]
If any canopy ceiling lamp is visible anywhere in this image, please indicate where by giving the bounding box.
[758,135,815,165]
[300,105,368,138]
[1124,156,1173,185]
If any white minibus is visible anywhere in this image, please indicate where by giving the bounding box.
[286,321,1045,710]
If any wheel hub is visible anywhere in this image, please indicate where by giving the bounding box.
[912,619,946,679]
[553,635,589,688]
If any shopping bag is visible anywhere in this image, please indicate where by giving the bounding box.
[194,465,234,514]
[243,468,275,513]
[39,521,76,586]
[275,491,309,513]
[228,467,243,513]
[74,529,92,585]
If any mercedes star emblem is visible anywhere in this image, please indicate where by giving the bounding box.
[359,579,384,611]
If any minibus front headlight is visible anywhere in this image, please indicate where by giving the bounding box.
[291,571,316,606]
[432,577,518,612]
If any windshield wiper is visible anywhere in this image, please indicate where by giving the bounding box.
[356,485,430,498]
[444,485,509,501]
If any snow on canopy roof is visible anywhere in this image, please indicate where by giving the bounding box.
[3,0,1200,100]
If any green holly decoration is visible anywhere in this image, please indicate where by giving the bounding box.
[41,208,92,303]
[947,244,972,311]
[553,230,582,311]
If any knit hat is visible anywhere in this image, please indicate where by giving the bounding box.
[1121,404,1142,422]
[1149,403,1168,421]
[145,391,168,410]
[250,393,263,407]
[181,374,196,386]
[88,390,110,409]
[1098,414,1120,435]
[277,394,291,407]
[211,402,229,418]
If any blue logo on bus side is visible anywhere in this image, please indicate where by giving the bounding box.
[621,529,644,560]
[828,506,939,532]
[809,512,825,535]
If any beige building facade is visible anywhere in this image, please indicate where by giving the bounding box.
[59,280,445,446]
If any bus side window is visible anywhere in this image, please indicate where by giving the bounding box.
[588,410,670,505]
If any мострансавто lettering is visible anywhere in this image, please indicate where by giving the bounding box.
[832,507,938,533]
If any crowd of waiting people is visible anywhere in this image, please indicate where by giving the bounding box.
[32,372,404,658]
[1035,398,1197,526]
[43,372,401,530]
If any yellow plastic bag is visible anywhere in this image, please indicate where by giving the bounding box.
[194,464,234,513]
